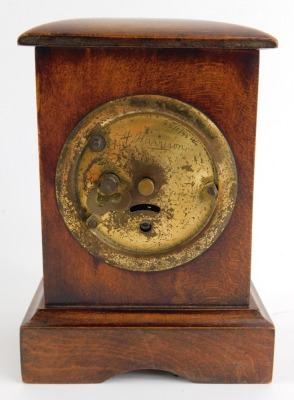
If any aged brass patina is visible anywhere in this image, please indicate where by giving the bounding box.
[138,178,155,196]
[56,95,237,271]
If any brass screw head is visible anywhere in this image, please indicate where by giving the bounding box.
[88,134,106,151]
[99,173,119,195]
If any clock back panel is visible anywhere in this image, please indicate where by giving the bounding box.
[36,46,259,307]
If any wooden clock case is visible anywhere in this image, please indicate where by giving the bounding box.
[18,19,277,383]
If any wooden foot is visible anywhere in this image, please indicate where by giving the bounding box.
[20,282,274,383]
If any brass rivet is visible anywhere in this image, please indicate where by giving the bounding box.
[87,219,97,229]
[138,178,155,196]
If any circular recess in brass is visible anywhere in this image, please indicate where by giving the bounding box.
[56,95,237,272]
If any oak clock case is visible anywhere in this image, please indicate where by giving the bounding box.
[18,19,277,384]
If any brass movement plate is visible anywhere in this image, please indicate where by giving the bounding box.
[56,95,237,271]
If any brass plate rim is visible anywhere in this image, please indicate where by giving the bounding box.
[56,95,237,272]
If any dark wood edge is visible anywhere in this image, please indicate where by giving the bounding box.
[21,280,274,329]
[18,36,277,49]
[17,19,278,49]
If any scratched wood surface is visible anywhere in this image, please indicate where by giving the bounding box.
[35,46,258,306]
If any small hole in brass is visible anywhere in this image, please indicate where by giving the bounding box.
[140,221,152,233]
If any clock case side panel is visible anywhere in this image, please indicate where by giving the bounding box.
[35,46,259,307]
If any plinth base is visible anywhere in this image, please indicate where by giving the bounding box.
[20,282,274,383]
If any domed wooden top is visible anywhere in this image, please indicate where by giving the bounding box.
[18,19,278,49]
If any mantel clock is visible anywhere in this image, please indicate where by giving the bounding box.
[18,19,277,383]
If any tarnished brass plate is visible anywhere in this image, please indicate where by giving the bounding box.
[56,95,237,271]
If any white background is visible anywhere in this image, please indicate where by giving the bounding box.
[0,0,293,399]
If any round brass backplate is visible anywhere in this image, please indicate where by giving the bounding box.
[56,95,237,272]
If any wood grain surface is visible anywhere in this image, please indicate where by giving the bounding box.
[18,19,278,48]
[19,19,276,384]
[35,46,258,306]
[20,282,275,383]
